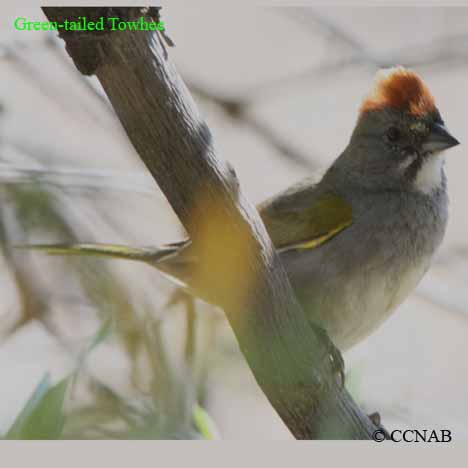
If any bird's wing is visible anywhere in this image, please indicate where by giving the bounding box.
[258,181,353,252]
[17,180,351,261]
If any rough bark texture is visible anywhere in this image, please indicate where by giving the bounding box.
[42,6,377,439]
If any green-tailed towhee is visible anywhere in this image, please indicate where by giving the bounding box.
[23,67,460,351]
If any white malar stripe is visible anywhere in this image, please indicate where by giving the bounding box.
[399,152,417,171]
[415,153,445,194]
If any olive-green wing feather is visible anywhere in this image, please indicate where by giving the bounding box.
[258,186,352,252]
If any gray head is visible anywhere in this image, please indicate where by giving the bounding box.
[330,67,459,194]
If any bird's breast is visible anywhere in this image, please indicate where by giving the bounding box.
[283,189,447,351]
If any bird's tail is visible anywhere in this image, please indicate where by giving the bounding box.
[14,241,187,267]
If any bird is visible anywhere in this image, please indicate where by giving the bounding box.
[21,67,459,352]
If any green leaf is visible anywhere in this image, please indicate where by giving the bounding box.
[71,316,114,390]
[5,374,51,438]
[86,316,114,354]
[192,404,220,440]
[6,374,70,439]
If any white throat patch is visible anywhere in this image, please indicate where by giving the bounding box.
[414,153,445,194]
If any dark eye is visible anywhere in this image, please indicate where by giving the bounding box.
[386,126,401,142]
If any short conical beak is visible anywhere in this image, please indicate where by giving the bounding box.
[423,122,460,153]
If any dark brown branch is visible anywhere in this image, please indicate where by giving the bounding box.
[42,6,377,439]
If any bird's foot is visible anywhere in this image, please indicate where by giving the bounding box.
[369,411,390,439]
[328,341,345,387]
[315,326,345,387]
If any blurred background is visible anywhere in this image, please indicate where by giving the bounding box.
[0,4,467,439]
